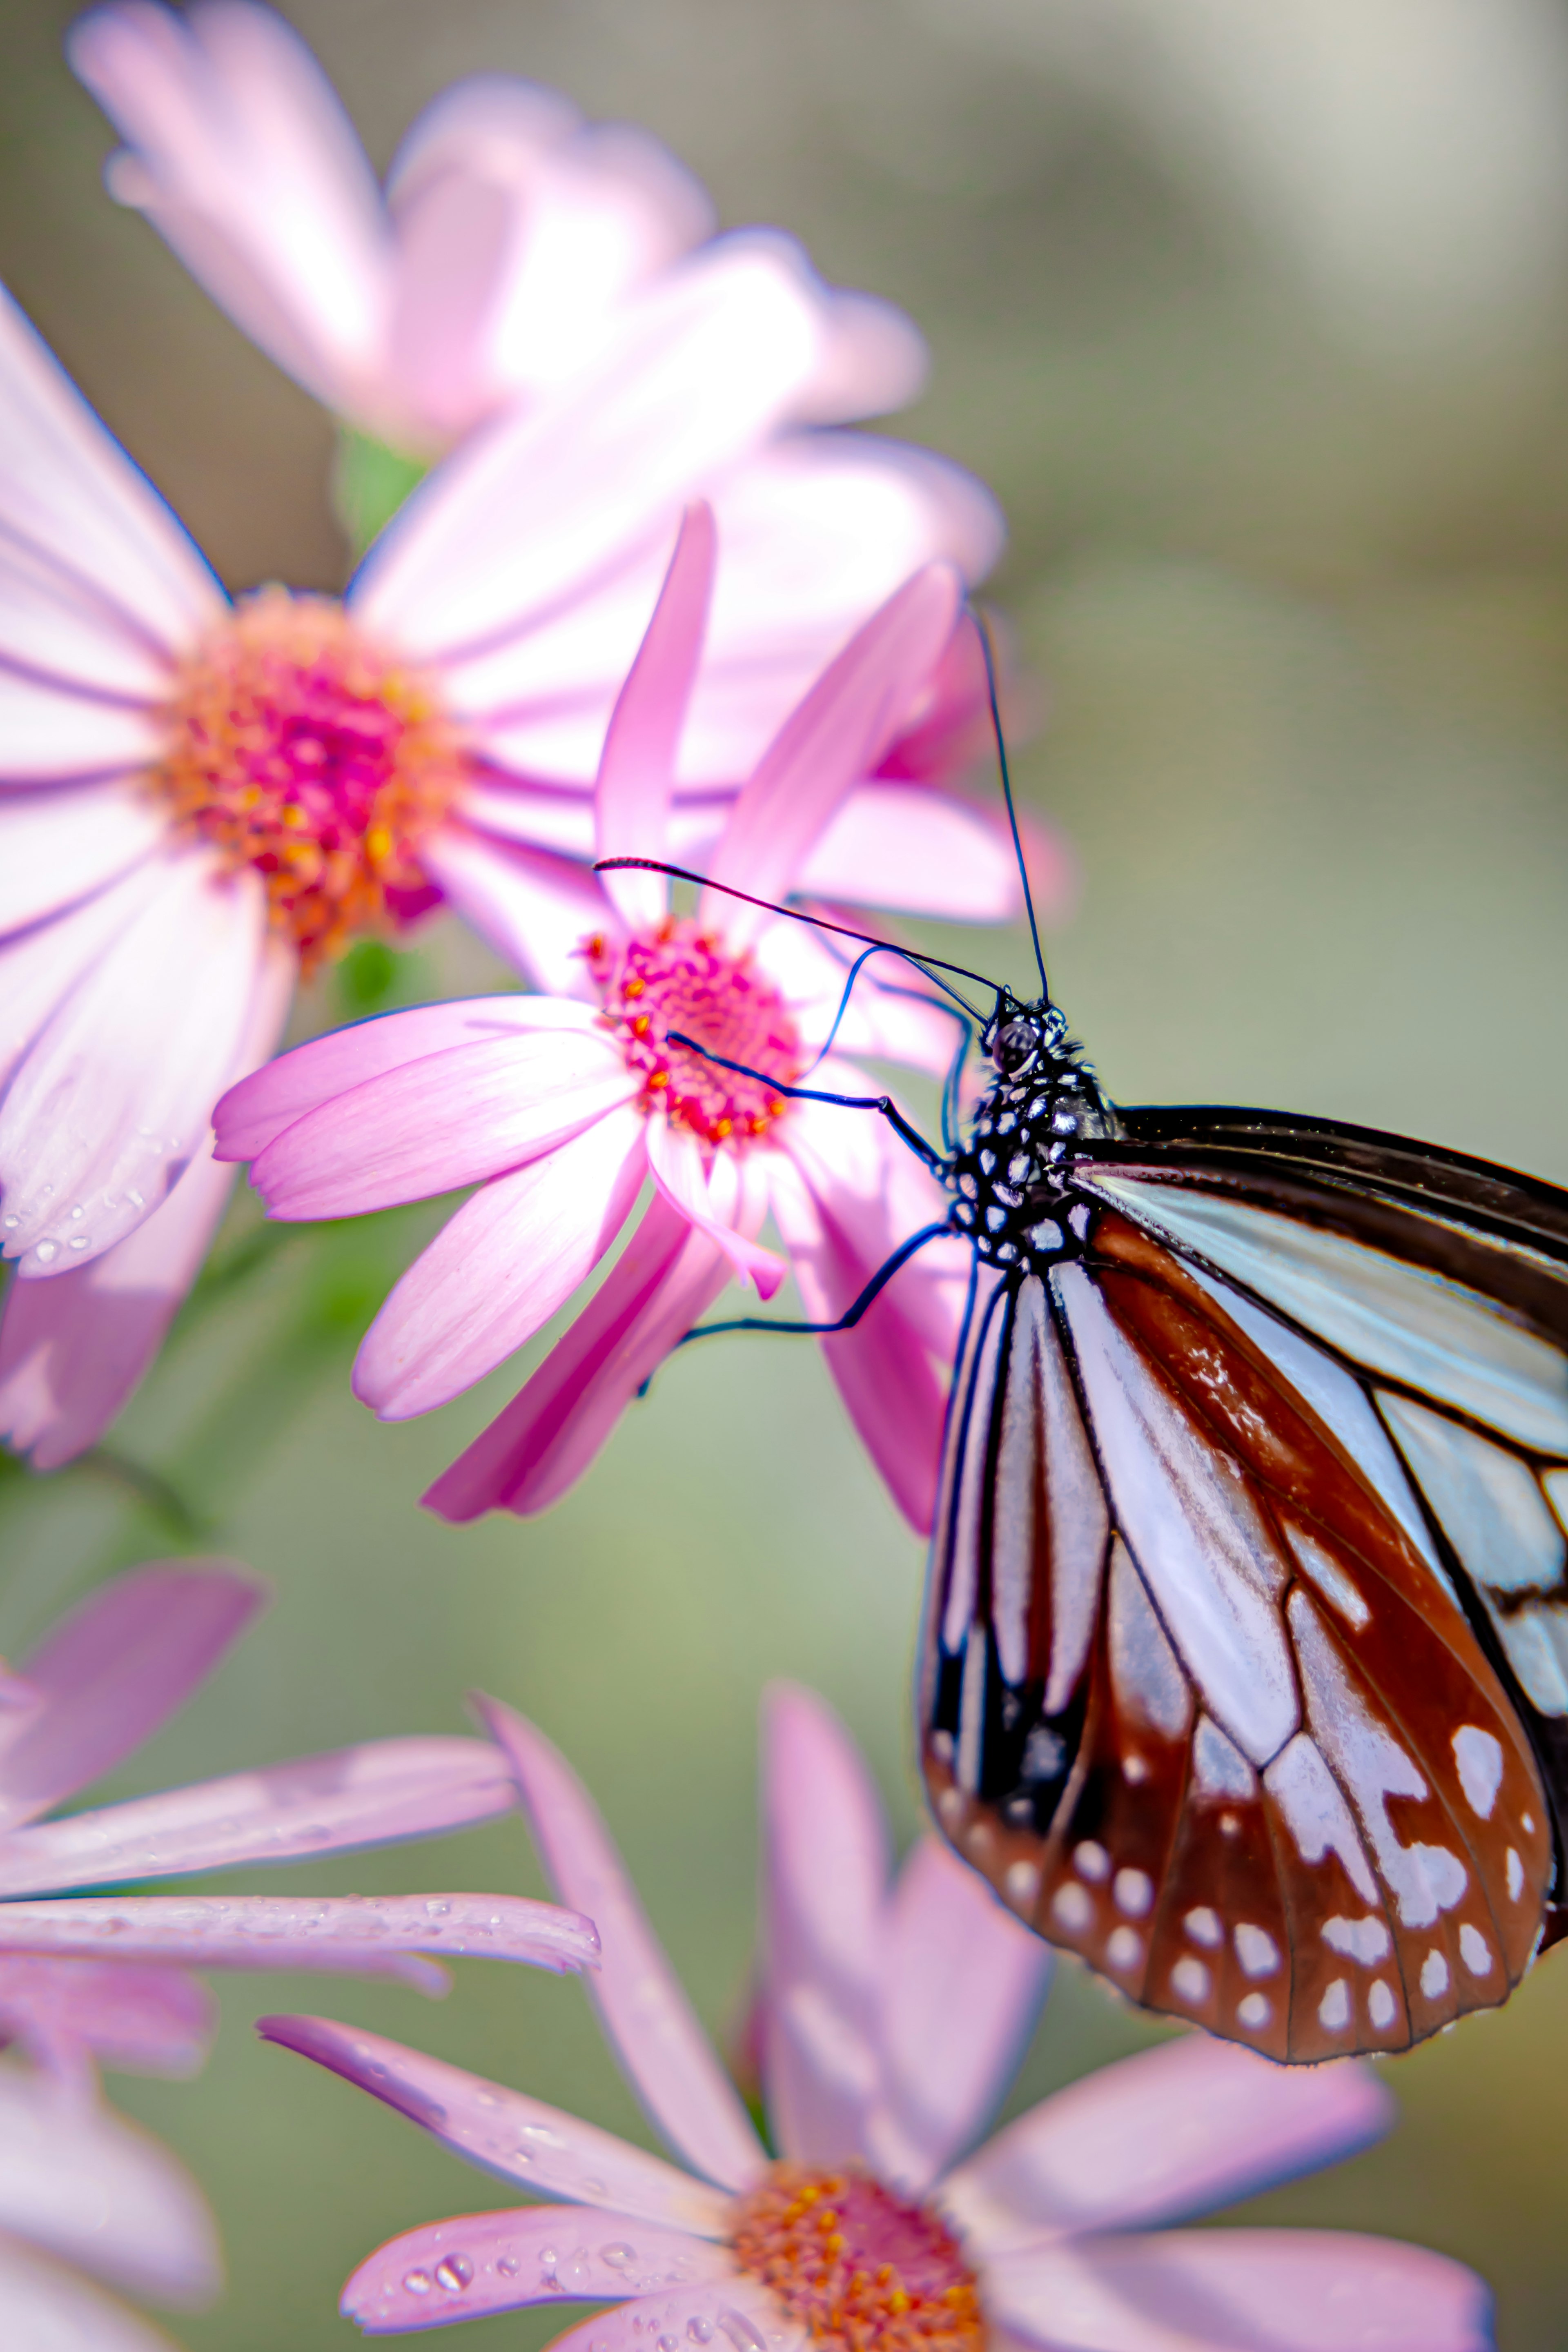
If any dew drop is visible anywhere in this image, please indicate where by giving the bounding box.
[68,1235,91,1252]
[435,2256,474,2293]
[601,2244,634,2268]
[659,2334,680,2348]
[425,1899,451,1917]
[688,2321,714,2344]
[2,1215,17,1230]
[497,2255,521,2277]
[583,2176,607,2195]
[403,2271,433,2296]
[33,1241,58,1265]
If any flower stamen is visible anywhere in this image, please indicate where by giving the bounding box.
[731,2164,983,2352]
[587,917,803,1149]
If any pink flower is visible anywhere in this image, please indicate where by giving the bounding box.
[216,514,978,1529]
[70,0,924,458]
[263,1686,1489,2351]
[0,216,1028,1469]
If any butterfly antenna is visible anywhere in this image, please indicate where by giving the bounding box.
[971,605,1049,1002]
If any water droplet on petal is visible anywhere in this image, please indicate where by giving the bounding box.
[403,2271,432,2296]
[497,2255,521,2277]
[688,2321,714,2345]
[424,1900,450,1916]
[434,2256,473,2293]
[659,2334,680,2348]
[601,2245,634,2269]
[33,1242,58,1265]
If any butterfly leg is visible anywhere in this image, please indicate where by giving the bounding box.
[666,1218,957,1351]
[666,1029,947,1171]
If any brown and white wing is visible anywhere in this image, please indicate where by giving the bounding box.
[919,1172,1567,2062]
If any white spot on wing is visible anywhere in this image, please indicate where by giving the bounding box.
[1052,1882,1092,1931]
[1114,1867,1154,1918]
[1171,1956,1210,2005]
[1459,1923,1494,1976]
[1507,1848,1524,1902]
[1237,1992,1272,2031]
[1108,1540,1192,1739]
[1421,1950,1450,1998]
[1323,1915,1391,1964]
[1368,1980,1396,2031]
[1106,1925,1142,1972]
[1234,1923,1281,1979]
[1193,1715,1258,1801]
[1452,1726,1504,1820]
[1319,1979,1351,2031]
[1073,1841,1110,1883]
[1265,1735,1379,1904]
[1004,1860,1040,1909]
[1185,1906,1223,1948]
[1285,1525,1371,1632]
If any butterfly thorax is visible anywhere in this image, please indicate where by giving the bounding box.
[949,998,1118,1272]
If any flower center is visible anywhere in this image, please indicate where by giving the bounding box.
[586,918,803,1148]
[731,2164,983,2352]
[150,588,466,972]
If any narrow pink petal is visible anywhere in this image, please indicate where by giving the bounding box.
[215,993,593,1163]
[756,925,957,1079]
[793,286,927,423]
[540,2276,802,2352]
[0,2059,219,2303]
[645,1118,784,1296]
[345,2205,735,2333]
[260,2016,733,2235]
[595,503,715,929]
[0,1561,264,1833]
[985,2232,1491,2352]
[0,2240,188,2351]
[423,1194,729,1522]
[0,1734,519,1897]
[0,855,176,1102]
[0,1956,213,2078]
[71,0,392,425]
[942,2039,1393,2253]
[252,1029,637,1220]
[703,564,961,935]
[0,1893,597,1982]
[862,1839,1049,2198]
[0,784,164,936]
[354,1107,646,1418]
[421,825,614,996]
[801,786,1070,924]
[478,1699,766,2191]
[760,1684,888,2166]
[0,853,266,1275]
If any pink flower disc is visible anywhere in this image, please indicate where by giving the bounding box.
[732,2165,982,2352]
[151,589,466,970]
[586,915,804,1146]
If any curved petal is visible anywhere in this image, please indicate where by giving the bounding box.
[0,1893,597,1984]
[792,286,927,424]
[645,1118,784,1297]
[760,1684,888,2167]
[863,1838,1051,2199]
[0,1561,265,1833]
[252,1028,637,1220]
[422,1192,729,1523]
[540,2275,802,2352]
[215,991,593,1164]
[704,566,961,934]
[0,2238,187,2350]
[477,1699,766,2192]
[0,783,164,936]
[0,1735,519,1897]
[0,854,266,1275]
[354,1105,646,1418]
[940,2040,1393,2254]
[259,2015,733,2235]
[0,853,171,1098]
[71,0,392,425]
[0,1956,213,2078]
[595,502,714,929]
[420,825,611,998]
[800,786,1070,925]
[346,2205,735,2333]
[984,2231,1491,2352]
[0,2058,219,2303]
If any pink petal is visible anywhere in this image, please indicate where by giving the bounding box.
[758,926,958,1079]
[942,2039,1393,2253]
[0,280,220,671]
[0,853,266,1275]
[0,1956,213,2078]
[420,825,612,997]
[260,2015,733,2235]
[353,242,824,659]
[645,1119,785,1297]
[252,1028,636,1221]
[423,1193,730,1522]
[704,566,962,933]
[477,1699,765,2192]
[0,784,164,935]
[984,2231,1491,2352]
[0,1893,596,1986]
[70,0,392,426]
[801,786,1072,924]
[344,2205,735,2333]
[0,2239,189,2351]
[0,2060,219,2303]
[0,1560,265,1833]
[0,854,170,1098]
[540,2276,802,2352]
[215,991,594,1163]
[354,1105,646,1418]
[792,287,927,424]
[760,1684,888,2166]
[595,503,714,929]
[862,1838,1050,2198]
[0,1734,520,1896]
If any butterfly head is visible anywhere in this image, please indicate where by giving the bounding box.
[950,995,1117,1273]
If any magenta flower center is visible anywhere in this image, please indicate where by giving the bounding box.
[151,588,467,973]
[731,2163,983,2352]
[587,917,804,1148]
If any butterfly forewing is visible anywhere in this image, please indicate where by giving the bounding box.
[920,1127,1568,2062]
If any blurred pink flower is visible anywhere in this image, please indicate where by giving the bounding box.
[71,0,924,458]
[0,218,1025,1468]
[264,1686,1489,2351]
[216,516,977,1529]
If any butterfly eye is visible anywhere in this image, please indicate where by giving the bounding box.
[992,1019,1040,1077]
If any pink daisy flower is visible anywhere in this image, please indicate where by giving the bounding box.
[215,513,978,1530]
[0,211,1024,1469]
[263,1685,1490,2351]
[70,0,924,460]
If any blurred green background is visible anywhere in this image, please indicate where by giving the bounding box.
[5,0,1568,2344]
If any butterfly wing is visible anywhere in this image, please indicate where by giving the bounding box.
[920,1113,1568,2061]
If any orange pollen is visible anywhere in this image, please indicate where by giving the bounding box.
[731,2165,983,2352]
[586,916,803,1150]
[149,587,467,973]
